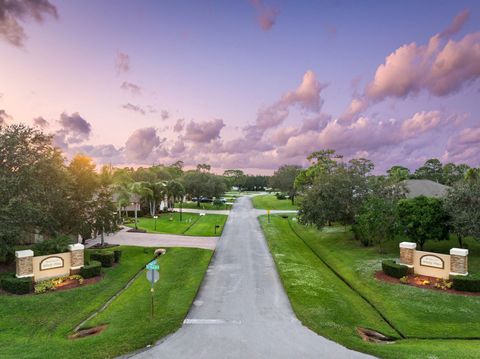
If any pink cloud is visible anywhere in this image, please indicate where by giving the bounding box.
[250,0,279,31]
[184,118,225,143]
[342,10,479,121]
[125,127,161,162]
[440,9,470,38]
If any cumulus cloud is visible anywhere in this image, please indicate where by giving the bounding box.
[0,0,58,47]
[184,118,225,143]
[115,51,130,74]
[125,127,161,162]
[161,110,169,120]
[120,81,141,95]
[440,9,470,38]
[342,10,480,121]
[0,109,12,125]
[33,116,48,127]
[122,103,145,115]
[444,125,480,164]
[54,112,91,148]
[250,0,279,31]
[173,118,184,132]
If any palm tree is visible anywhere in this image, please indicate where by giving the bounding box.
[167,180,185,221]
[129,182,153,229]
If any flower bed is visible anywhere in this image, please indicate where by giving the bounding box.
[34,274,101,294]
[375,271,480,296]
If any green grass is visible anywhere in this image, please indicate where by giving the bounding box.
[259,215,480,358]
[252,194,298,210]
[126,212,228,236]
[174,202,232,210]
[0,246,212,359]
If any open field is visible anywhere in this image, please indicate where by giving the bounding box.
[126,213,228,236]
[252,194,299,210]
[128,212,228,237]
[259,214,480,359]
[0,246,212,359]
[175,202,232,210]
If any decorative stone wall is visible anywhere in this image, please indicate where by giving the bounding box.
[399,242,416,267]
[450,248,468,276]
[15,250,34,278]
[398,242,469,278]
[69,243,85,270]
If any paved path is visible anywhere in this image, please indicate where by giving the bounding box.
[178,208,231,215]
[129,197,373,358]
[86,228,218,250]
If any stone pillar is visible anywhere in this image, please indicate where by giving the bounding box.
[399,242,416,268]
[450,248,468,276]
[69,243,85,272]
[15,250,34,278]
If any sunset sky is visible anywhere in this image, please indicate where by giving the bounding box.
[1,0,479,174]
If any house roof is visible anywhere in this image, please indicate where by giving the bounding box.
[402,179,450,199]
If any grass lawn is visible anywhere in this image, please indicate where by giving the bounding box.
[252,194,298,210]
[259,215,480,359]
[126,212,228,236]
[0,246,212,359]
[174,201,232,210]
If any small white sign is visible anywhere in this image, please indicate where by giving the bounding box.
[420,255,444,269]
[40,257,64,271]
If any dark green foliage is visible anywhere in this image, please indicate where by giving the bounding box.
[382,260,408,279]
[397,196,450,250]
[0,274,33,294]
[90,251,115,267]
[275,192,287,200]
[32,235,73,256]
[113,250,122,263]
[452,275,480,292]
[79,260,102,278]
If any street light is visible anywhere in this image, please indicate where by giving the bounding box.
[154,215,158,231]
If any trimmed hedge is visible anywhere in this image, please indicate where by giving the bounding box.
[90,251,115,267]
[452,275,480,292]
[1,274,33,294]
[80,260,102,279]
[382,260,408,279]
[113,250,122,263]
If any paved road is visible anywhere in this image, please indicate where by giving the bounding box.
[86,228,218,250]
[129,197,372,359]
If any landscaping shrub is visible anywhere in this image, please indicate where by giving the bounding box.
[90,251,114,267]
[213,198,223,206]
[0,274,33,294]
[113,250,122,263]
[276,193,287,200]
[382,260,408,279]
[80,260,102,278]
[452,274,480,292]
[32,235,74,256]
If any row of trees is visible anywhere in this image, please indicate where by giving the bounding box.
[293,150,480,251]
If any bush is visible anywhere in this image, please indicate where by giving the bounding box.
[452,274,480,292]
[90,251,114,267]
[276,193,286,200]
[213,198,224,206]
[382,260,408,279]
[1,274,33,294]
[80,260,102,278]
[32,235,73,256]
[113,250,122,263]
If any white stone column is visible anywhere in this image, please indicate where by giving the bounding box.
[450,248,468,276]
[399,242,416,268]
[15,250,34,278]
[69,243,85,271]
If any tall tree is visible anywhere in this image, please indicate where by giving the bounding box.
[444,181,480,248]
[270,165,302,204]
[0,125,73,260]
[387,165,410,182]
[414,158,443,183]
[397,196,450,250]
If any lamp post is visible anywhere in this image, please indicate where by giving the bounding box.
[154,215,158,231]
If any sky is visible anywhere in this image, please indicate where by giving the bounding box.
[1,0,479,174]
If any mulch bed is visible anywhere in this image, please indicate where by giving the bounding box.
[375,271,480,296]
[54,276,102,292]
[126,228,147,233]
[88,243,120,249]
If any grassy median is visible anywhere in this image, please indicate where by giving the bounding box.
[260,214,480,358]
[252,194,298,210]
[0,246,212,359]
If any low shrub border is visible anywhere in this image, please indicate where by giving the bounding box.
[90,251,115,267]
[0,274,33,294]
[114,250,122,263]
[452,274,480,292]
[80,260,102,278]
[382,260,408,279]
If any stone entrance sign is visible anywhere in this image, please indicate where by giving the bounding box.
[399,242,468,279]
[15,243,85,281]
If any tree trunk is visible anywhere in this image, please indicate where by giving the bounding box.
[134,203,138,229]
[100,226,105,247]
[458,235,464,248]
[291,194,295,205]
